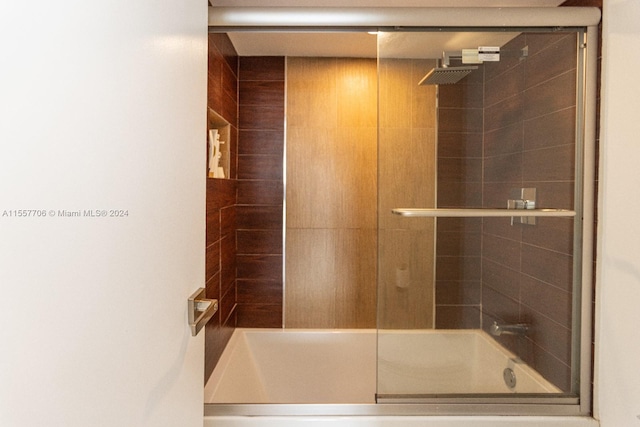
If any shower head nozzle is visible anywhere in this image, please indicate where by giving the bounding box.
[418,66,478,86]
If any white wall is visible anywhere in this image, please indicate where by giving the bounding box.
[0,1,207,426]
[595,0,640,426]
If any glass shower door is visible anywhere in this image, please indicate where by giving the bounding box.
[376,28,591,404]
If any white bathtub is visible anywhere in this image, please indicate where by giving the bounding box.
[378,329,559,396]
[204,328,597,427]
[205,328,377,404]
[205,328,557,404]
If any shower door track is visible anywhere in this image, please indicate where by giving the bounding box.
[205,399,582,417]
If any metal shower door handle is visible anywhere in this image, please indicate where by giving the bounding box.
[188,287,218,337]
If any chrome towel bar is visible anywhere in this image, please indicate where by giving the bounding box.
[391,208,576,218]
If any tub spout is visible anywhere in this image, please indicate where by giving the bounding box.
[490,321,528,336]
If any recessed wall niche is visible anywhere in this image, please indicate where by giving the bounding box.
[208,108,231,179]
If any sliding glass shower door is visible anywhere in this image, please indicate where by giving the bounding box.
[376,27,594,407]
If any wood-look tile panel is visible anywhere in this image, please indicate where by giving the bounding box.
[483,217,522,241]
[236,206,283,230]
[239,56,285,81]
[435,281,481,305]
[237,180,283,206]
[219,283,237,325]
[379,58,437,127]
[437,157,482,183]
[484,94,524,132]
[521,244,573,292]
[209,33,238,74]
[239,81,285,107]
[287,57,337,128]
[482,182,522,207]
[336,58,377,128]
[523,309,572,365]
[523,181,574,210]
[436,217,482,233]
[237,154,283,181]
[435,256,481,282]
[482,258,521,300]
[521,274,572,328]
[205,241,220,282]
[523,144,575,182]
[411,60,438,129]
[206,208,220,247]
[436,230,481,257]
[524,71,576,120]
[237,280,283,305]
[207,71,223,116]
[229,125,238,180]
[285,56,435,330]
[220,234,236,298]
[239,105,284,131]
[522,217,574,255]
[287,127,376,229]
[206,176,236,208]
[222,62,238,103]
[525,33,577,89]
[528,341,571,392]
[206,32,239,377]
[205,271,220,301]
[437,107,483,133]
[484,62,524,108]
[220,206,235,239]
[237,229,283,255]
[238,130,284,155]
[205,311,233,380]
[435,306,481,329]
[482,233,521,271]
[525,33,574,62]
[379,126,435,230]
[437,132,483,158]
[236,304,283,328]
[285,228,376,328]
[481,285,520,323]
[524,107,575,151]
[483,36,526,82]
[220,92,237,128]
[378,227,435,329]
[437,82,484,109]
[484,122,523,158]
[436,181,482,208]
[483,152,523,183]
[237,255,283,281]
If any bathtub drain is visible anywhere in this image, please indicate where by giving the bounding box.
[503,367,517,389]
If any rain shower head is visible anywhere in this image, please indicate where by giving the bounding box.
[418,65,478,85]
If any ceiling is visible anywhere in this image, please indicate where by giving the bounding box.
[210,0,565,58]
[212,0,564,6]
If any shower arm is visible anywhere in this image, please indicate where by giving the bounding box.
[442,51,461,67]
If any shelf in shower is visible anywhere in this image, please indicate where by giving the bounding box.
[391,208,576,218]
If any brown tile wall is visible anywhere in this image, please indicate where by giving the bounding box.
[205,33,239,381]
[435,65,484,329]
[236,57,285,327]
[436,29,594,392]
[480,32,578,392]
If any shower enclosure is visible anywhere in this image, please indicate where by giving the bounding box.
[205,6,599,419]
[376,28,592,410]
